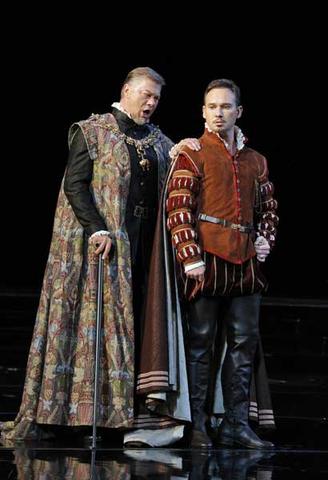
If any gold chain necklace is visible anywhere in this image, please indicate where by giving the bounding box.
[91,114,161,171]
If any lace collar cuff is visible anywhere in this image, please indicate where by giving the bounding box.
[205,123,245,151]
[111,102,132,119]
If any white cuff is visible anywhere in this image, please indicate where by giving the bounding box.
[90,230,111,239]
[169,144,181,159]
[184,260,205,273]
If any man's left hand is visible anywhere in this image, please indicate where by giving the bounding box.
[254,236,270,262]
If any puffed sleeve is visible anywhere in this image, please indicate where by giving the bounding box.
[255,157,279,249]
[166,153,204,270]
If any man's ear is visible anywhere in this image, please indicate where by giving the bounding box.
[122,83,130,98]
[237,105,243,119]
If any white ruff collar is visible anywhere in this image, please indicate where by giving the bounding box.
[111,102,133,119]
[205,123,245,151]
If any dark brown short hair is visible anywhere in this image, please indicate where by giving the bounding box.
[204,79,241,106]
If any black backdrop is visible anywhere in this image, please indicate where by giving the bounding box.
[1,16,327,300]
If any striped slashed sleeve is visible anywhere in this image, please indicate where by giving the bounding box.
[166,153,204,271]
[255,157,279,249]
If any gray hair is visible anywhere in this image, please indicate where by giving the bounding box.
[120,67,166,98]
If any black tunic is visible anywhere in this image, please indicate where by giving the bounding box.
[63,109,160,339]
[64,107,159,270]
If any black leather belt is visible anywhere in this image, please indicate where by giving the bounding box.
[198,213,253,234]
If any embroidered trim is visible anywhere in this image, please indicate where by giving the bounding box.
[91,114,161,171]
[91,114,161,149]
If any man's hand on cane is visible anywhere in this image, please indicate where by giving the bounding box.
[92,235,112,259]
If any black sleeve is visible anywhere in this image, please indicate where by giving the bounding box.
[64,127,108,237]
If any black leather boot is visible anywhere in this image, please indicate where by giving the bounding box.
[217,295,274,449]
[218,416,274,449]
[186,297,220,449]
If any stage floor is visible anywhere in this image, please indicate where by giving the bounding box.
[0,290,327,478]
[0,416,327,478]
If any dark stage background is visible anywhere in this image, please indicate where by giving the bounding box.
[0,18,327,476]
[1,20,327,301]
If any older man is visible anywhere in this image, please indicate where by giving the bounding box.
[0,67,199,443]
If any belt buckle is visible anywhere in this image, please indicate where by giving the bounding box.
[134,206,143,217]
[231,222,239,230]
[133,206,148,218]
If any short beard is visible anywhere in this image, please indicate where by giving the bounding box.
[133,116,148,126]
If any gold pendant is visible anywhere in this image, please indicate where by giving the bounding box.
[139,158,150,171]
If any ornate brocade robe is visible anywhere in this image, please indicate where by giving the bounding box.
[1,113,172,441]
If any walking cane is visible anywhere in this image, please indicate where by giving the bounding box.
[86,251,104,450]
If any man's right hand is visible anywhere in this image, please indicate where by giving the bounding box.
[92,235,112,259]
[186,265,205,282]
